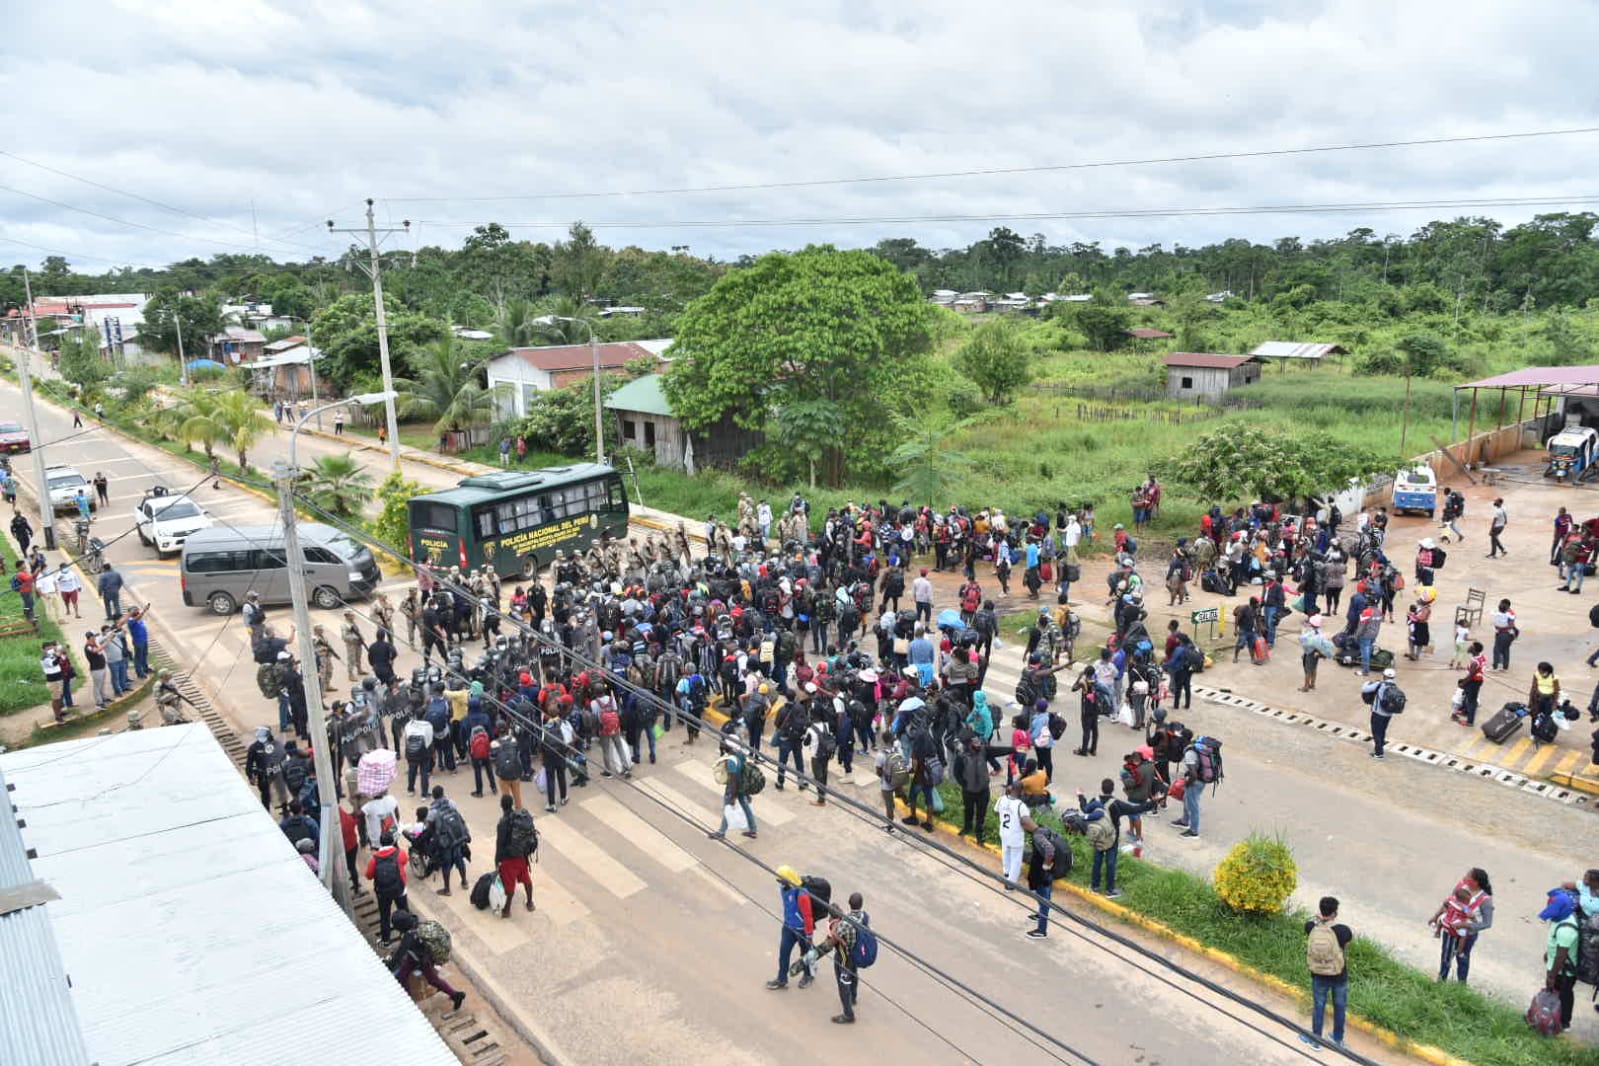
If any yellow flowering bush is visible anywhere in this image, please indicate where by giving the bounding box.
[1213,833,1297,916]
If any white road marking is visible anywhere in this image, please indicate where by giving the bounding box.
[535,810,647,899]
[581,793,698,873]
[669,758,795,825]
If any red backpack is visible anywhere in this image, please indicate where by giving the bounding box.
[597,699,621,737]
[469,727,490,761]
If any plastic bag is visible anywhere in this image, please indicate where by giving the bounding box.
[930,788,945,815]
[1117,701,1137,728]
[488,875,507,913]
[723,803,749,832]
[1450,688,1466,711]
[535,767,548,794]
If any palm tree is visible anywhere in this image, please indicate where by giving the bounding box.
[394,337,499,435]
[495,298,541,348]
[212,390,275,472]
[889,412,973,507]
[170,391,228,459]
[299,452,374,518]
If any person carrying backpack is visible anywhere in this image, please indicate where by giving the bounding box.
[1025,820,1070,940]
[1360,667,1404,761]
[278,801,319,851]
[1303,896,1353,1051]
[494,793,537,918]
[710,738,758,841]
[427,787,471,896]
[386,910,465,1013]
[767,865,819,990]
[1078,780,1157,898]
[492,736,524,808]
[815,891,873,1024]
[365,830,410,944]
[468,723,499,797]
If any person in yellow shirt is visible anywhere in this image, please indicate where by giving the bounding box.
[1018,757,1053,810]
[445,681,471,759]
[1527,662,1561,734]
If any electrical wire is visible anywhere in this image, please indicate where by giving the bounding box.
[283,491,1370,1062]
[386,125,1599,202]
[0,150,328,255]
[0,230,128,267]
[0,181,289,255]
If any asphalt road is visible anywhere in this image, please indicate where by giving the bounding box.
[0,375,1411,1064]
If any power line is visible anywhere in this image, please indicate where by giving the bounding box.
[409,193,1599,232]
[387,126,1599,203]
[0,150,326,255]
[0,230,127,267]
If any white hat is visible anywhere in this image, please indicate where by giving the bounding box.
[804,682,818,694]
[1306,614,1323,628]
[1382,667,1396,679]
[1419,537,1435,549]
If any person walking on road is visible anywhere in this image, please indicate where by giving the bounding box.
[1303,896,1353,1050]
[996,781,1029,889]
[767,865,818,990]
[1426,868,1493,983]
[912,568,933,626]
[1487,497,1508,558]
[11,511,33,556]
[1025,817,1068,940]
[426,786,471,897]
[816,892,869,1024]
[1362,667,1404,760]
[709,735,758,840]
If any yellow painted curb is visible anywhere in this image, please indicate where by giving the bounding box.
[1551,771,1599,797]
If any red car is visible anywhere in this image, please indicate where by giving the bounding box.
[0,421,29,454]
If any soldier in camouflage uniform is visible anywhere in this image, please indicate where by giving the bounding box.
[312,624,339,693]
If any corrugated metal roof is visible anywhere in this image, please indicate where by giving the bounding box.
[0,764,92,1066]
[1458,365,1599,389]
[0,726,456,1066]
[1250,341,1346,359]
[1163,352,1255,369]
[604,373,673,417]
[492,340,671,372]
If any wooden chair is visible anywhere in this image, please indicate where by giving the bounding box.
[1455,587,1485,629]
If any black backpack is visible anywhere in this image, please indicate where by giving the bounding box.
[282,754,309,795]
[800,874,832,908]
[282,816,315,849]
[507,808,538,857]
[372,849,404,897]
[404,731,429,760]
[493,742,521,780]
[1380,685,1406,715]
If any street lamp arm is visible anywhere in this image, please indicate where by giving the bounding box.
[289,391,396,469]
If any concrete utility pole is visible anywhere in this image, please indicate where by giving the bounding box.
[328,200,409,475]
[274,452,350,916]
[21,267,37,350]
[15,346,58,550]
[175,309,188,387]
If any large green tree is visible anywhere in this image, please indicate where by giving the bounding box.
[140,289,224,360]
[309,293,448,389]
[953,317,1033,404]
[664,245,936,485]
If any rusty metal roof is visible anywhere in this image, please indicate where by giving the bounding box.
[1458,365,1599,389]
[1125,328,1173,339]
[1163,352,1255,369]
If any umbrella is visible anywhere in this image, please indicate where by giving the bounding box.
[858,669,879,683]
[936,608,966,631]
[185,358,227,372]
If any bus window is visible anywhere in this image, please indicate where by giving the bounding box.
[412,502,459,533]
[607,478,625,510]
[476,508,496,538]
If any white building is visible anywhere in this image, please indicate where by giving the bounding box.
[485,338,672,419]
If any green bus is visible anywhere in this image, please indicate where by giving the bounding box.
[407,463,630,578]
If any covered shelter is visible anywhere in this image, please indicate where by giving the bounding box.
[1450,365,1599,450]
[1249,341,1347,372]
[1124,327,1173,351]
[0,725,456,1066]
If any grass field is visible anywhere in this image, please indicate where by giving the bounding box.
[0,537,80,717]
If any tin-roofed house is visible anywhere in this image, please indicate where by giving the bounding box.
[604,373,761,473]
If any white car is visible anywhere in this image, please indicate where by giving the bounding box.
[45,466,95,515]
[134,493,215,554]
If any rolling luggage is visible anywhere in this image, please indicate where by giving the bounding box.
[1251,635,1270,664]
[1481,703,1526,744]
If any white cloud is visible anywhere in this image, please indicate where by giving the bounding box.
[2,0,1597,272]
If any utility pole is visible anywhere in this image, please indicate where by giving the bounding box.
[175,308,188,387]
[16,347,57,550]
[328,201,408,475]
[21,267,37,350]
[272,457,352,916]
[592,328,605,466]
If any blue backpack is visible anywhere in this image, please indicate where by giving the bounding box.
[849,912,878,969]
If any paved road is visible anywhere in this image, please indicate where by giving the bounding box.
[0,375,1411,1063]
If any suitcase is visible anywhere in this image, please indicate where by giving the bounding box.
[1481,704,1525,744]
[1251,635,1269,664]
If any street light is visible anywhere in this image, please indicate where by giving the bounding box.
[533,314,605,466]
[273,389,394,915]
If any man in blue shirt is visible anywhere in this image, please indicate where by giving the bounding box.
[126,605,152,679]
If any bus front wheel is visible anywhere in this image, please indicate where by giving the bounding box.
[519,554,539,580]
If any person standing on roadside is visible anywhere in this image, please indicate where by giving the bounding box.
[126,605,151,680]
[912,568,933,627]
[95,562,123,620]
[494,793,536,917]
[995,780,1029,890]
[1426,867,1493,983]
[1361,667,1402,760]
[1303,896,1353,1051]
[1487,497,1508,558]
[1453,641,1486,726]
[1540,887,1581,1032]
[1489,599,1517,672]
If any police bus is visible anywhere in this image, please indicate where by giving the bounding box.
[407,463,630,578]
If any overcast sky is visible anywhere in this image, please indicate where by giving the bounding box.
[4,0,1597,273]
